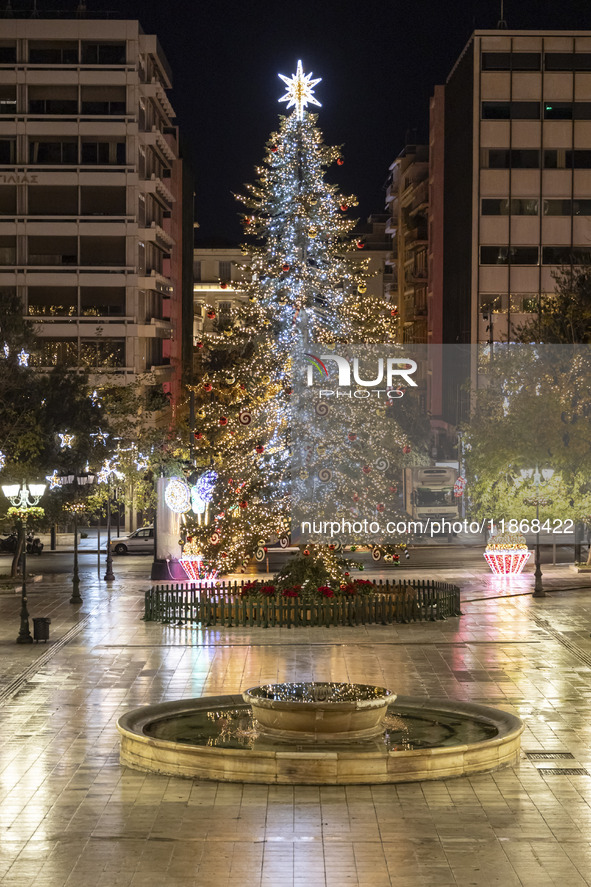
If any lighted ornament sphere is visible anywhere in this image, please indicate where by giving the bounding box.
[356,240,365,249]
[340,203,348,211]
[195,470,217,503]
[165,478,191,514]
[207,310,216,318]
[204,383,212,392]
[282,263,290,272]
[220,283,228,290]
[337,157,344,166]
[309,228,318,238]
[484,533,531,575]
[358,284,367,293]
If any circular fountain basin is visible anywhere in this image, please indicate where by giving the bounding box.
[243,682,395,741]
[117,694,524,785]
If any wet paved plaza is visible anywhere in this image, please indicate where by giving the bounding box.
[1,564,591,886]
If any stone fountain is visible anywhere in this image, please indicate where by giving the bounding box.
[117,681,524,785]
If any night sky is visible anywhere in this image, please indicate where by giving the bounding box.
[22,0,591,240]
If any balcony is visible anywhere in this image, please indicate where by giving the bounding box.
[140,173,174,207]
[139,221,175,251]
[138,126,177,163]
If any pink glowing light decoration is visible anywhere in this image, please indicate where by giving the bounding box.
[483,549,531,575]
[180,556,218,583]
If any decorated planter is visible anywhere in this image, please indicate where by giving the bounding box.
[484,532,531,575]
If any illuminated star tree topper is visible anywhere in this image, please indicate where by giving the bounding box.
[278,59,321,120]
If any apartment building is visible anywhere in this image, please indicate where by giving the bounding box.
[192,243,245,353]
[0,16,192,400]
[385,147,429,344]
[430,30,591,346]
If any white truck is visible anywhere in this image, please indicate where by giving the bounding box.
[403,467,459,531]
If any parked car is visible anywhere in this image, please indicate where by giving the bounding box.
[109,526,154,555]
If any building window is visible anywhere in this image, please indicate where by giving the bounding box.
[219,260,232,280]
[80,287,125,316]
[81,141,126,164]
[29,139,78,164]
[485,149,540,169]
[543,102,591,120]
[0,186,16,214]
[81,186,126,215]
[0,86,16,115]
[544,150,591,169]
[28,236,77,265]
[0,139,16,164]
[29,41,78,64]
[80,237,126,266]
[32,339,78,367]
[27,286,77,316]
[542,246,591,264]
[482,198,538,216]
[545,53,591,71]
[481,52,540,71]
[194,260,201,282]
[218,301,232,315]
[80,86,126,115]
[482,102,540,120]
[480,294,508,314]
[0,235,16,265]
[0,44,17,63]
[81,42,127,65]
[480,246,539,265]
[29,186,78,215]
[80,339,125,368]
[28,85,78,115]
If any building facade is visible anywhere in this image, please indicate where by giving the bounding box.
[431,30,591,346]
[0,16,191,399]
[385,147,429,344]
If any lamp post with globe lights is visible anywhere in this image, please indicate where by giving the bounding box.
[1,481,46,643]
[98,457,123,582]
[520,466,555,598]
[48,470,96,604]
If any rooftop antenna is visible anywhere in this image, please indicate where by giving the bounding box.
[497,0,508,28]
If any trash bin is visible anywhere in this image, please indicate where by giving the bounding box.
[32,617,51,643]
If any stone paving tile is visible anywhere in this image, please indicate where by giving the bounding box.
[1,565,591,884]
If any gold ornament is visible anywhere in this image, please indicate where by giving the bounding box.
[309,198,318,206]
[299,468,309,480]
[316,443,326,456]
[357,284,367,294]
[261,375,270,385]
[309,227,318,238]
[196,409,206,419]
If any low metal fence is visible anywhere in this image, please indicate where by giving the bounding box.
[144,579,461,628]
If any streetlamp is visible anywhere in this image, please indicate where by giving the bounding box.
[98,457,123,582]
[520,466,555,598]
[1,481,46,643]
[48,470,96,604]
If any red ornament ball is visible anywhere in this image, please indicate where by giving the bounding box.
[207,309,216,318]
[389,485,397,493]
[348,432,357,442]
[239,500,248,509]
[377,503,385,512]
[337,157,344,166]
[219,282,228,290]
[353,493,360,502]
[362,465,371,474]
[256,445,265,454]
[240,383,246,390]
[271,145,278,152]
[282,263,290,272]
[391,308,398,317]
[356,240,365,249]
[219,416,228,426]
[340,203,348,211]
[402,445,411,454]
[196,341,204,349]
[303,549,310,556]
[203,383,212,392]
[194,432,202,440]
[329,544,335,551]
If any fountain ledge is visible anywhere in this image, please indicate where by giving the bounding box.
[117,694,524,785]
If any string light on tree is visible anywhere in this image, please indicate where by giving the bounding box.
[17,349,29,367]
[90,429,109,446]
[0,450,5,471]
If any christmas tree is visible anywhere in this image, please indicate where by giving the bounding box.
[186,62,426,574]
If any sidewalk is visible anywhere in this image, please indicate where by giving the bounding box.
[2,565,591,886]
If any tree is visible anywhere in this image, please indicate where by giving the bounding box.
[463,346,591,561]
[185,67,428,574]
[514,264,591,344]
